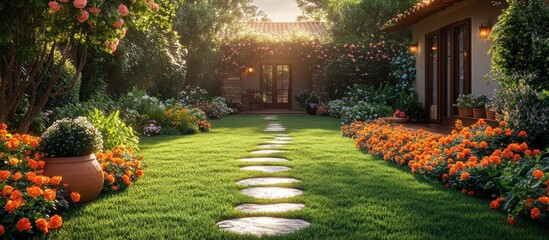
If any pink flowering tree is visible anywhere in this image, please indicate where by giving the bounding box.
[0,0,159,132]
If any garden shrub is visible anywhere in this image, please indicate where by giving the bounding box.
[328,99,345,118]
[178,85,209,106]
[161,106,198,135]
[39,117,103,157]
[212,97,231,115]
[388,48,416,93]
[87,109,140,150]
[0,124,78,238]
[342,118,548,225]
[96,147,145,192]
[341,102,393,124]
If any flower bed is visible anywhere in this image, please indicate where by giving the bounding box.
[342,119,548,225]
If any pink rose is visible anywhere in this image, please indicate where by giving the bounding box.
[49,1,60,12]
[77,10,89,23]
[120,28,127,37]
[88,6,101,15]
[73,0,86,9]
[112,18,124,28]
[148,2,159,12]
[118,4,129,16]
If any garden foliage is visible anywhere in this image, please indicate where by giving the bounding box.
[342,119,549,225]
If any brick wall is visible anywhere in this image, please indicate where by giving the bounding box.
[222,77,242,102]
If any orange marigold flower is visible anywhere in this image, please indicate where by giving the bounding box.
[460,171,470,180]
[479,141,488,148]
[531,207,541,219]
[525,198,534,208]
[35,218,49,234]
[106,174,115,183]
[112,185,118,191]
[9,157,19,166]
[50,176,62,185]
[490,200,501,209]
[533,170,545,179]
[0,123,6,130]
[26,172,36,181]
[26,185,43,198]
[34,175,50,186]
[16,218,32,232]
[48,215,63,229]
[13,172,22,181]
[507,216,515,225]
[518,131,527,137]
[3,185,14,196]
[467,191,475,196]
[27,159,38,169]
[0,224,4,236]
[136,170,143,177]
[125,170,132,177]
[499,121,507,127]
[70,192,81,202]
[539,196,549,205]
[44,189,56,201]
[10,190,22,200]
[5,200,20,213]
[0,170,10,181]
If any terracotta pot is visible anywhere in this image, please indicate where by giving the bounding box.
[486,109,496,120]
[472,108,487,118]
[458,107,473,117]
[306,103,318,115]
[393,117,411,123]
[43,154,104,203]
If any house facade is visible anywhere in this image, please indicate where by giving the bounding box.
[221,22,327,111]
[386,0,509,125]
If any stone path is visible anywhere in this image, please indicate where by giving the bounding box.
[217,115,310,237]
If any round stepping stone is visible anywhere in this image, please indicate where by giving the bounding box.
[258,144,284,149]
[238,157,289,163]
[265,128,286,132]
[241,187,303,199]
[275,134,290,137]
[237,177,301,186]
[264,116,278,120]
[275,137,293,141]
[217,217,310,237]
[235,203,305,213]
[241,166,292,173]
[250,149,287,155]
[266,140,292,144]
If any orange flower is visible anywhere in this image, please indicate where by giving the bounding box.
[34,175,50,186]
[13,172,22,181]
[27,159,38,169]
[35,218,49,234]
[507,216,515,225]
[9,157,19,166]
[531,207,541,219]
[525,198,534,208]
[5,200,22,213]
[10,190,22,200]
[0,170,10,181]
[460,171,470,180]
[48,215,63,229]
[136,170,143,177]
[26,172,36,181]
[518,131,527,137]
[490,200,501,209]
[26,186,43,198]
[467,191,475,196]
[442,173,448,181]
[499,121,507,127]
[70,192,81,202]
[2,185,14,196]
[479,141,488,148]
[44,189,56,201]
[533,170,545,179]
[539,196,549,205]
[106,174,115,183]
[0,224,4,236]
[50,176,62,185]
[16,218,32,232]
[112,185,118,191]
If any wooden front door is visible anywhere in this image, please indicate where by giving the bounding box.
[260,64,291,109]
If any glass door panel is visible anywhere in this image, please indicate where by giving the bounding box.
[276,65,290,104]
[260,64,291,108]
[261,65,273,103]
[427,35,438,122]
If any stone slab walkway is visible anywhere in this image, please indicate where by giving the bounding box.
[217,217,310,237]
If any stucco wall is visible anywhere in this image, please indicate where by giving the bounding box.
[240,55,308,110]
[412,0,506,104]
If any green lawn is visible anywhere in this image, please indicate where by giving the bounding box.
[51,115,549,239]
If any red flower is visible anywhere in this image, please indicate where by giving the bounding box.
[533,170,544,179]
[531,207,541,219]
[507,216,515,225]
[49,1,60,12]
[49,215,63,229]
[490,200,500,209]
[77,10,89,23]
[16,218,32,232]
[72,0,87,9]
[0,224,4,236]
[118,4,129,16]
[70,192,81,202]
[460,171,470,181]
[518,131,527,137]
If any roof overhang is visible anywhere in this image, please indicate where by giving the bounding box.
[384,0,465,32]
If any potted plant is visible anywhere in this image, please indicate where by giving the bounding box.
[40,117,104,203]
[454,94,474,117]
[227,99,243,114]
[485,97,497,120]
[294,89,311,108]
[305,93,320,115]
[472,95,488,118]
[393,109,410,123]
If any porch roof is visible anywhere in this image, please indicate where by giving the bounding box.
[244,22,328,36]
[384,0,465,32]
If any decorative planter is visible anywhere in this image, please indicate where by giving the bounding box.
[472,108,487,118]
[393,117,411,123]
[486,109,496,120]
[43,154,104,203]
[458,107,473,117]
[305,103,318,115]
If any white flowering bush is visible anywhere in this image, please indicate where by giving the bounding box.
[40,117,103,157]
[341,102,393,124]
[178,86,209,106]
[212,97,231,115]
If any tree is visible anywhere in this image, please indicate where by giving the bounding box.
[0,0,159,132]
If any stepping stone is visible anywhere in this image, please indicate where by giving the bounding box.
[241,187,303,199]
[235,203,305,213]
[275,134,291,137]
[237,177,301,186]
[241,166,292,173]
[264,128,286,132]
[217,217,310,237]
[238,157,289,163]
[258,144,285,149]
[264,116,278,120]
[266,140,292,144]
[274,137,293,141]
[268,124,284,128]
[250,149,287,155]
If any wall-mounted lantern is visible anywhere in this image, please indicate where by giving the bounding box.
[479,23,492,39]
[247,66,254,73]
[409,43,418,54]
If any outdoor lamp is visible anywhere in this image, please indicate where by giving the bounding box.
[479,23,492,39]
[247,66,254,73]
[409,43,418,54]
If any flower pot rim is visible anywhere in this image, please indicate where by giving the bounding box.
[42,154,96,164]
